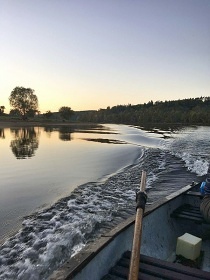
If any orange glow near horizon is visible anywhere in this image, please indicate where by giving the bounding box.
[1,1,209,114]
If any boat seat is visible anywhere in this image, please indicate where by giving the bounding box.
[185,191,203,198]
[170,204,207,224]
[101,251,210,280]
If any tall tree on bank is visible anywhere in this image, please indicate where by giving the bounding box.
[59,106,74,120]
[9,87,38,119]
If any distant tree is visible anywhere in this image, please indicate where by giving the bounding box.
[10,109,21,117]
[0,106,5,115]
[9,87,38,119]
[44,110,53,119]
[27,109,37,117]
[59,106,73,120]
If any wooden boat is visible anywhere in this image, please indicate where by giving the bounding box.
[49,175,210,280]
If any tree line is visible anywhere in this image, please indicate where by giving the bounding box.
[76,97,210,125]
[1,86,210,125]
[1,86,73,120]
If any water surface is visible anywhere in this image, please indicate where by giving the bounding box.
[0,124,210,279]
[0,124,146,241]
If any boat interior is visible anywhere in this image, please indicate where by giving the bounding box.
[49,183,210,280]
[102,186,210,280]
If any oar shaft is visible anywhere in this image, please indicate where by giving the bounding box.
[140,170,146,192]
[128,170,147,280]
[128,208,144,280]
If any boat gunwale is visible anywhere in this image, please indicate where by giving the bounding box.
[49,182,198,280]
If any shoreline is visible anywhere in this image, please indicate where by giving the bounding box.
[0,118,207,129]
[0,120,99,128]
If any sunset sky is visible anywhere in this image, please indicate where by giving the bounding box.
[1,0,210,113]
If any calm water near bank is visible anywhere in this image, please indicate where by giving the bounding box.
[0,123,210,279]
[0,124,143,241]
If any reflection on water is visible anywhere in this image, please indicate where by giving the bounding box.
[58,127,72,141]
[43,124,113,141]
[0,128,5,139]
[9,126,75,159]
[84,138,127,144]
[10,127,39,159]
[43,126,54,138]
[3,124,181,161]
[43,126,73,141]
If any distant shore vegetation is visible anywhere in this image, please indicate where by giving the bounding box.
[1,87,210,125]
[80,97,210,125]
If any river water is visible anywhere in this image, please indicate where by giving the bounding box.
[0,124,209,279]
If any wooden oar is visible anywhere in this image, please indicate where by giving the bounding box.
[128,170,147,280]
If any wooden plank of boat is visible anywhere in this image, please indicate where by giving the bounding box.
[49,182,210,280]
[170,204,206,224]
[103,251,210,280]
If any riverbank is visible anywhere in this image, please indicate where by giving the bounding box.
[0,119,98,128]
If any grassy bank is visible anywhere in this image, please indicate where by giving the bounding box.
[0,116,96,128]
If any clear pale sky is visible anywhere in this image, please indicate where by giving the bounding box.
[1,0,210,113]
